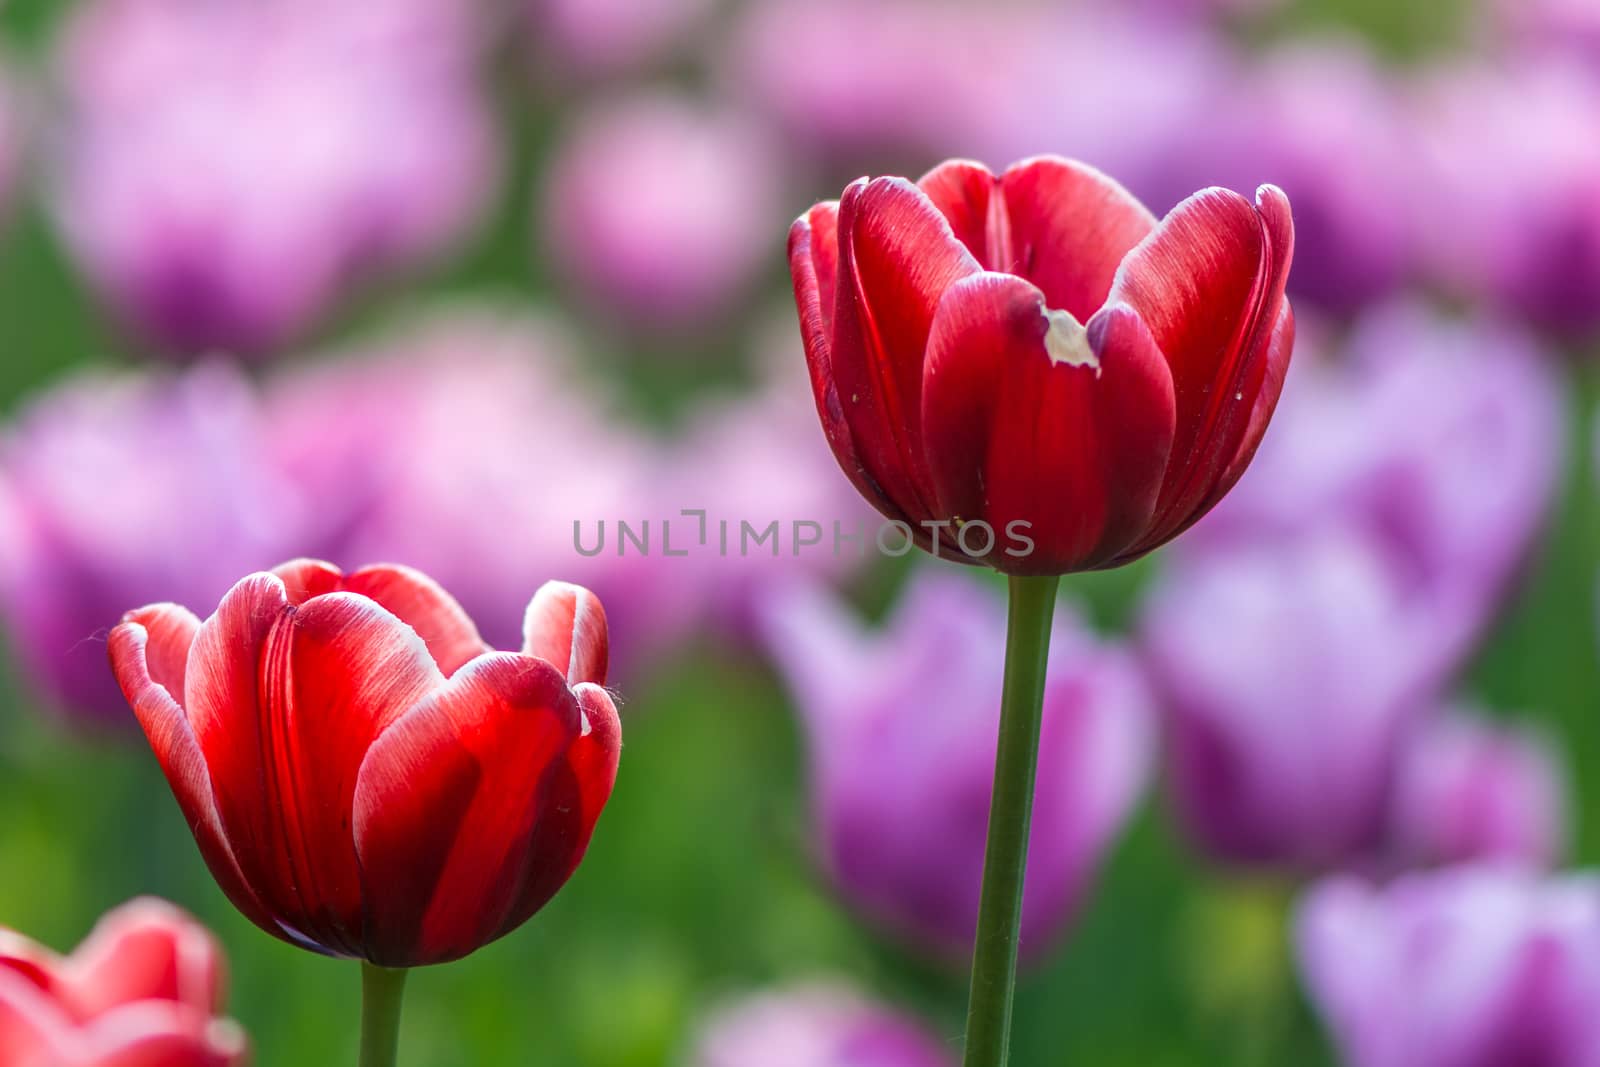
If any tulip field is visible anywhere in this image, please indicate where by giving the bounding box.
[2,0,1599,1064]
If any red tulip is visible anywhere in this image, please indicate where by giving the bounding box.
[0,897,245,1066]
[788,155,1295,575]
[108,560,621,968]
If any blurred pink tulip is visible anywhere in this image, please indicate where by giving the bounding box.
[1411,58,1600,337]
[526,0,713,76]
[263,307,683,673]
[1298,868,1600,1067]
[51,0,499,357]
[690,983,953,1067]
[726,0,1226,202]
[0,898,244,1066]
[1151,39,1416,313]
[1389,710,1568,871]
[1490,0,1600,65]
[0,363,310,726]
[542,92,783,332]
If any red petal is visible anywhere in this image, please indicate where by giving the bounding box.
[521,581,608,685]
[998,156,1157,321]
[270,559,344,604]
[0,932,55,999]
[79,1004,245,1067]
[341,565,488,676]
[492,682,622,940]
[1213,301,1296,507]
[1109,185,1294,549]
[60,899,224,1020]
[918,159,996,264]
[789,203,904,521]
[921,273,1175,574]
[187,577,444,957]
[108,607,279,945]
[0,967,243,1067]
[352,655,581,966]
[831,177,981,524]
[0,971,74,1065]
[271,560,488,676]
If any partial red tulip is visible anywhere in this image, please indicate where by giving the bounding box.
[0,897,245,1066]
[788,155,1295,575]
[108,560,621,968]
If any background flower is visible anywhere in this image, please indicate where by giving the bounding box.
[49,0,499,357]
[0,898,245,1066]
[688,983,953,1067]
[760,570,1153,963]
[1388,709,1568,870]
[1298,869,1600,1067]
[541,92,784,333]
[0,364,310,726]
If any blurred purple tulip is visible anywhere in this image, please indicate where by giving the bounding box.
[1412,58,1600,337]
[526,0,712,77]
[721,0,1006,165]
[1143,528,1456,871]
[759,570,1153,964]
[725,0,1224,196]
[1389,710,1568,871]
[1190,301,1562,656]
[50,0,499,358]
[0,364,309,726]
[262,307,682,671]
[541,92,783,332]
[1144,302,1561,872]
[1490,0,1600,65]
[689,983,953,1067]
[1150,39,1416,313]
[1298,868,1600,1067]
[970,9,1230,201]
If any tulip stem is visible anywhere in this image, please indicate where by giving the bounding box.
[962,573,1060,1067]
[359,963,409,1067]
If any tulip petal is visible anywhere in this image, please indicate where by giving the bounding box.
[352,654,582,966]
[522,581,608,685]
[789,203,903,520]
[63,899,225,1019]
[342,564,489,677]
[918,159,996,263]
[998,156,1158,321]
[831,176,981,525]
[492,682,622,942]
[1109,185,1294,550]
[0,945,241,1067]
[271,560,488,676]
[1214,302,1296,506]
[270,559,345,604]
[108,607,279,944]
[79,1003,245,1067]
[921,273,1175,573]
[187,576,444,956]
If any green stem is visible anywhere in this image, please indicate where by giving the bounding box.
[359,963,409,1067]
[962,574,1060,1067]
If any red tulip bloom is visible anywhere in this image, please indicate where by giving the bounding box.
[108,560,621,968]
[788,155,1295,575]
[0,897,245,1066]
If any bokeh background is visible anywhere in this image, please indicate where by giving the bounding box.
[1,0,1597,1063]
